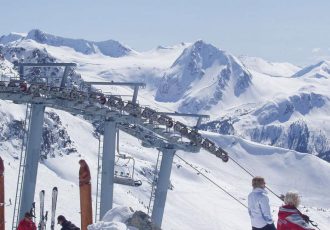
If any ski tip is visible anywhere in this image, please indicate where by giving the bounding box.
[53,187,58,190]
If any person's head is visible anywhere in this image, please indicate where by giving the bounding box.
[252,176,266,189]
[284,191,301,207]
[57,215,66,225]
[24,212,32,221]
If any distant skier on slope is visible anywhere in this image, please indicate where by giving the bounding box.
[277,191,315,230]
[248,176,276,230]
[17,212,37,230]
[57,215,80,230]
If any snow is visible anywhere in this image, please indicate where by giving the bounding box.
[239,55,301,77]
[1,31,330,229]
[0,32,25,45]
[155,40,252,105]
[88,206,134,230]
[24,29,135,58]
[293,60,330,79]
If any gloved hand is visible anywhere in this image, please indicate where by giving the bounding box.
[302,214,310,223]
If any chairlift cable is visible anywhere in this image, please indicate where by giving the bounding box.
[175,153,248,209]
[228,156,283,200]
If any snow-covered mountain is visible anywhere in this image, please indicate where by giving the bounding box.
[0,30,330,229]
[200,57,330,161]
[0,32,26,44]
[0,29,134,57]
[201,91,330,161]
[239,55,301,77]
[155,40,252,114]
[293,60,330,79]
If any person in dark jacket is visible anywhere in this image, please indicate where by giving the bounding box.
[57,215,80,230]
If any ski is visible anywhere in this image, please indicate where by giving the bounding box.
[30,202,36,223]
[38,190,46,230]
[50,187,58,230]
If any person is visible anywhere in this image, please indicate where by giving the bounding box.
[248,176,276,230]
[57,215,80,230]
[277,191,315,230]
[17,212,37,230]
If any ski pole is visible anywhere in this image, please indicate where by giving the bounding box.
[309,220,321,230]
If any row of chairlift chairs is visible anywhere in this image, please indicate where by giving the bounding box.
[0,80,229,164]
[0,79,229,162]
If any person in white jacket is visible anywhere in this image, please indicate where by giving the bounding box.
[248,176,276,230]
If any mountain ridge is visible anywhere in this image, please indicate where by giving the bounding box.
[155,40,252,114]
[0,29,134,58]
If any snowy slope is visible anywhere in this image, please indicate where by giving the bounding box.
[2,110,330,229]
[293,60,330,79]
[239,55,301,77]
[202,64,330,161]
[0,32,25,45]
[0,31,330,229]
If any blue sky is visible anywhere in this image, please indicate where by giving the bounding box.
[1,0,330,66]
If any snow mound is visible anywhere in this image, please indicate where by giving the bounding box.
[88,206,134,230]
[88,222,129,230]
[88,207,159,230]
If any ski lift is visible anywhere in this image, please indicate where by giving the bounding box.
[174,121,189,136]
[187,129,203,145]
[6,80,28,93]
[141,107,158,122]
[69,89,87,101]
[215,148,229,162]
[157,114,174,128]
[114,129,142,187]
[88,91,107,105]
[123,101,142,117]
[201,138,217,152]
[28,84,41,96]
[106,95,124,110]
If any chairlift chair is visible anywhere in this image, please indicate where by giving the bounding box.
[114,154,142,187]
[114,130,142,187]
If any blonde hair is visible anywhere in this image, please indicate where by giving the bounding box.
[284,191,301,207]
[252,176,265,189]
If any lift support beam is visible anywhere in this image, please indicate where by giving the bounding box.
[19,104,45,221]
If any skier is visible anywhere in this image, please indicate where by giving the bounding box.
[277,191,315,230]
[17,212,37,230]
[57,215,80,230]
[248,176,276,230]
